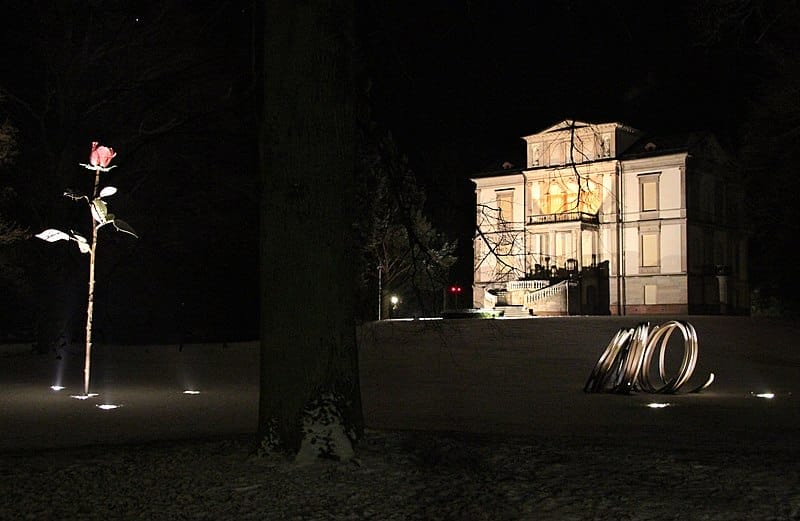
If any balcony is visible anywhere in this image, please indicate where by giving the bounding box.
[527,212,599,226]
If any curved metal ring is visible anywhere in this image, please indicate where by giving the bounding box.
[584,320,713,394]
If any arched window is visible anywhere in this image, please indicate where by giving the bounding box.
[545,182,566,213]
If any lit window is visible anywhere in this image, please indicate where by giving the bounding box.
[545,182,567,214]
[641,232,660,267]
[578,176,601,214]
[496,190,514,224]
[639,174,660,212]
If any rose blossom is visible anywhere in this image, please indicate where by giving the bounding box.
[89,141,116,168]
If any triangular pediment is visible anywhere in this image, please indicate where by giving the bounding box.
[538,119,598,134]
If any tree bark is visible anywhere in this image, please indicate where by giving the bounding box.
[258,0,363,456]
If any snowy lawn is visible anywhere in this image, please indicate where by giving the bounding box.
[1,317,798,519]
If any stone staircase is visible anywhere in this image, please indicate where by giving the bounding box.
[495,305,531,318]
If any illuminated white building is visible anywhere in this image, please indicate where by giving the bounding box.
[471,120,748,316]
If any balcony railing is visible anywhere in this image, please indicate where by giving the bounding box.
[506,280,549,292]
[524,280,568,305]
[527,212,599,226]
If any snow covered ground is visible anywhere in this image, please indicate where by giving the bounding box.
[1,316,798,519]
[359,316,800,450]
[0,341,259,450]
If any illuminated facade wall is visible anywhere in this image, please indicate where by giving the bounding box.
[472,120,748,315]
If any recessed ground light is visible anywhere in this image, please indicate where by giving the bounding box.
[646,402,671,409]
[183,390,201,395]
[70,393,99,400]
[50,385,65,391]
[96,404,121,410]
[754,393,775,400]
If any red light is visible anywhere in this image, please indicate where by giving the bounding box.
[450,285,462,294]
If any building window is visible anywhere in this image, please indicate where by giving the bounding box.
[714,182,726,220]
[548,142,561,165]
[704,229,714,267]
[578,176,601,214]
[529,144,541,167]
[639,174,660,212]
[555,231,574,267]
[644,285,658,305]
[496,189,514,225]
[544,182,565,214]
[599,133,611,158]
[528,233,541,259]
[641,232,660,267]
[528,232,551,271]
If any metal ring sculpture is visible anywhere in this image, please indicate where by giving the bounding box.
[583,320,714,394]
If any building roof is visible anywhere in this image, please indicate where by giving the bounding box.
[619,131,713,160]
[472,125,723,181]
[524,120,638,139]
[534,119,598,134]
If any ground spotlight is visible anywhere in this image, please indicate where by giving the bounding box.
[70,393,99,400]
[183,390,201,395]
[753,392,775,400]
[96,404,121,410]
[646,402,671,409]
[50,385,66,391]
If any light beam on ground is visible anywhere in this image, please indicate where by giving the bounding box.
[70,393,99,400]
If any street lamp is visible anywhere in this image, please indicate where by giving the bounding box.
[389,295,399,319]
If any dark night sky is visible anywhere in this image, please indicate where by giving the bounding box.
[364,2,739,161]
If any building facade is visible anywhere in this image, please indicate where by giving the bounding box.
[472,120,748,316]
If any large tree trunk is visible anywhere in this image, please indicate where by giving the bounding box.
[258,0,363,459]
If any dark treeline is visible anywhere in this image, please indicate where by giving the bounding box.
[2,0,799,353]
